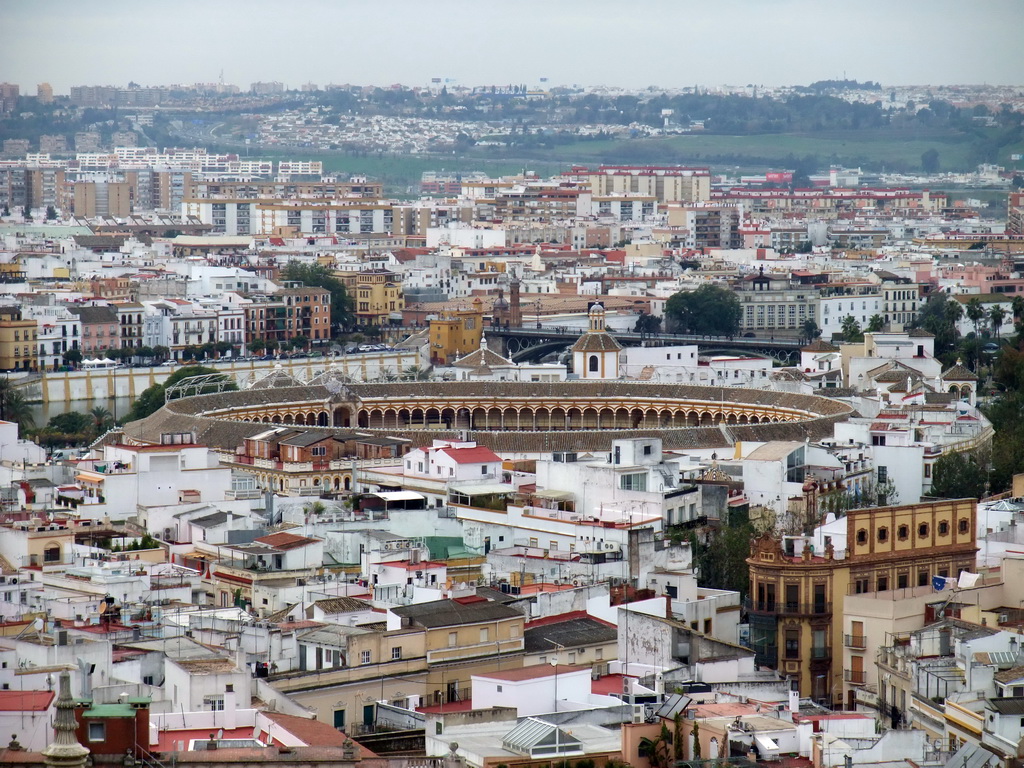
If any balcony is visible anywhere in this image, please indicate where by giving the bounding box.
[744,598,832,617]
[844,634,867,649]
[844,669,867,685]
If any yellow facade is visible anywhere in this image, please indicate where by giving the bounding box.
[340,270,404,327]
[747,499,977,707]
[0,313,39,372]
[428,300,484,365]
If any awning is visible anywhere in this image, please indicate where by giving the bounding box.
[373,491,425,502]
[448,482,515,496]
[534,489,574,501]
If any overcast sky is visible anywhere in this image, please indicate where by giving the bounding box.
[2,0,1022,93]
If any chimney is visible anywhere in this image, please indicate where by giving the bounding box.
[206,734,217,751]
[223,684,237,730]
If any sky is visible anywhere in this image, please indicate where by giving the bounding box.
[2,0,1022,93]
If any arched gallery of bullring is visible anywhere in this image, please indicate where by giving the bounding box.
[124,379,854,492]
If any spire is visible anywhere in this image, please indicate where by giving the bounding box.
[43,672,90,768]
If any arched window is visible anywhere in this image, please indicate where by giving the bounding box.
[589,355,599,372]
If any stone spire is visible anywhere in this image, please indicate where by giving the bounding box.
[42,672,89,768]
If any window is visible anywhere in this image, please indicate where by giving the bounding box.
[898,525,909,541]
[897,573,909,589]
[620,473,647,492]
[88,722,105,742]
[481,465,488,475]
[918,570,929,587]
[589,355,599,372]
[643,444,652,456]
[856,529,867,545]
[496,685,503,693]
[918,523,929,538]
[877,527,888,543]
[391,647,402,660]
[959,518,970,534]
[938,520,949,536]
[480,628,489,643]
[448,632,457,647]
[361,650,371,664]
[785,629,800,659]
[877,466,888,483]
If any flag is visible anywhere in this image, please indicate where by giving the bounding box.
[932,575,950,591]
[957,571,980,589]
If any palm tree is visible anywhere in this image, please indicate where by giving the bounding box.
[990,305,1007,338]
[89,406,113,434]
[638,724,672,768]
[866,315,885,333]
[1012,295,1024,322]
[966,298,985,336]
[401,365,431,381]
[944,299,964,337]
[0,380,34,433]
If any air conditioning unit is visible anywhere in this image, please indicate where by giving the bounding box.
[632,705,645,724]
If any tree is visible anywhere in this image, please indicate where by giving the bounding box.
[638,724,672,768]
[1,204,9,217]
[281,262,354,332]
[866,314,885,333]
[45,205,57,221]
[401,365,431,381]
[247,338,266,355]
[801,319,820,343]
[921,148,940,173]
[966,298,986,336]
[931,450,988,500]
[89,406,113,434]
[989,305,1006,338]
[691,720,701,759]
[840,315,863,342]
[22,207,31,222]
[290,334,309,351]
[62,348,83,368]
[664,284,741,336]
[46,411,91,436]
[633,313,662,335]
[123,365,237,423]
[152,346,170,362]
[691,511,753,598]
[0,378,34,433]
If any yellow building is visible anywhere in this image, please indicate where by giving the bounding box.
[0,308,39,371]
[747,499,977,707]
[340,269,404,327]
[428,299,484,365]
[268,596,525,728]
[392,596,525,707]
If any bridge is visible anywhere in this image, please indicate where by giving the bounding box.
[484,326,805,363]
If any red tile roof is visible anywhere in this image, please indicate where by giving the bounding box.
[254,532,319,550]
[476,664,586,682]
[0,690,54,712]
[259,711,364,750]
[437,445,502,464]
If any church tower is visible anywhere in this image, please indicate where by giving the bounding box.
[509,275,522,328]
[571,302,622,380]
